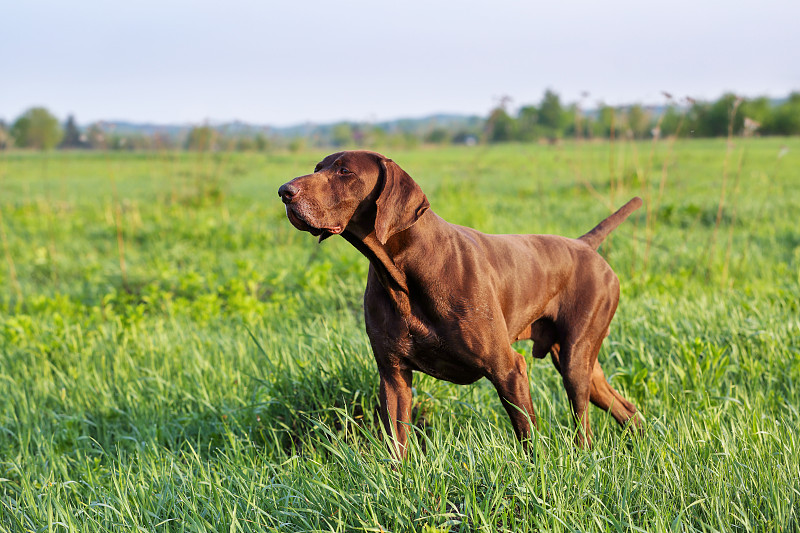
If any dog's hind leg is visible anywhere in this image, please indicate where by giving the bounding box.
[589,361,641,432]
[557,340,596,448]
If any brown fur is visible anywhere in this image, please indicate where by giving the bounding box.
[279,150,642,457]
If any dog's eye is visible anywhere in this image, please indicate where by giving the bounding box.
[338,167,352,175]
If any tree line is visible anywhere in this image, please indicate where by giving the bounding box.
[2,91,799,151]
[482,90,800,143]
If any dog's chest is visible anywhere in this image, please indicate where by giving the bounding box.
[364,270,492,384]
[405,332,484,385]
[407,340,483,385]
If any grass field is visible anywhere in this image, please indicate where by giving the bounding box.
[1,138,799,532]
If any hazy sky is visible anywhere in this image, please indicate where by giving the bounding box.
[3,0,799,126]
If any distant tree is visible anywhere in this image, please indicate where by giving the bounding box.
[538,90,566,139]
[593,104,618,138]
[0,119,9,149]
[740,97,771,127]
[681,94,741,137]
[684,100,711,137]
[516,105,539,141]
[707,93,744,136]
[85,122,108,149]
[186,125,218,151]
[254,132,269,151]
[766,92,800,135]
[561,104,579,138]
[566,104,587,139]
[10,107,63,150]
[485,106,515,143]
[424,128,450,144]
[60,114,83,148]
[659,105,685,137]
[626,104,652,139]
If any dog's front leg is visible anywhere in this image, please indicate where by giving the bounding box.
[378,368,413,459]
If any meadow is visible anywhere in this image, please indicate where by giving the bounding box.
[0,138,799,532]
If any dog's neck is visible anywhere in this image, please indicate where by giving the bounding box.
[342,229,409,294]
[342,210,441,337]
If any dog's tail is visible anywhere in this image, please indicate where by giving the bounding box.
[578,197,643,249]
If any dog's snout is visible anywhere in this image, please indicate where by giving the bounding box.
[278,182,299,204]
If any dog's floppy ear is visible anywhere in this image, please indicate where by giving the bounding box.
[375,158,430,245]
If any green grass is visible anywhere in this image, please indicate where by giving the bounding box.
[1,139,799,532]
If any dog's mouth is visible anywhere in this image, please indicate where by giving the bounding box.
[286,206,343,237]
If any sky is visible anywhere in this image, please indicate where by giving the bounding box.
[3,0,799,127]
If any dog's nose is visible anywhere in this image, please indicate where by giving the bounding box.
[278,182,299,204]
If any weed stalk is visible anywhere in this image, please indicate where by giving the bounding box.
[0,152,22,304]
[708,97,743,281]
[106,156,128,290]
[646,95,688,273]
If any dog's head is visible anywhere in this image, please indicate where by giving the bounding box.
[278,151,430,244]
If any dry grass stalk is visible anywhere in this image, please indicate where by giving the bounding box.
[106,156,128,290]
[708,96,743,279]
[0,206,22,304]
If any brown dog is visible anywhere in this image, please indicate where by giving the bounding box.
[279,150,642,456]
